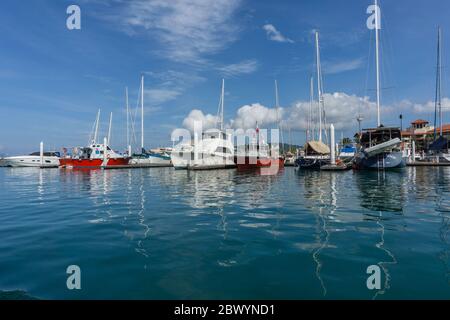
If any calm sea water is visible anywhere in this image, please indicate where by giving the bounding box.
[0,166,449,300]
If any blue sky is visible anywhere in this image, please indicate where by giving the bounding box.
[0,0,449,154]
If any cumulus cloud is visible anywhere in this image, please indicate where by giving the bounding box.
[394,98,450,114]
[182,109,219,132]
[284,92,377,131]
[263,24,294,43]
[232,103,282,130]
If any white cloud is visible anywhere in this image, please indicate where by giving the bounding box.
[182,109,219,132]
[217,60,259,77]
[394,98,450,114]
[145,70,205,87]
[232,103,281,130]
[323,58,364,74]
[284,92,377,131]
[119,0,242,63]
[145,88,181,105]
[263,24,294,43]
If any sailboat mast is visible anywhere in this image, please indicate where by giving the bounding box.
[126,87,129,148]
[275,80,284,153]
[107,112,113,145]
[375,0,381,127]
[315,31,323,142]
[309,76,314,141]
[436,27,443,138]
[220,79,225,131]
[141,75,144,151]
[94,109,101,144]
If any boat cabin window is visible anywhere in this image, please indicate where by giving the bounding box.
[215,147,231,154]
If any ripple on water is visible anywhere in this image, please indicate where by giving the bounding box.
[0,167,450,299]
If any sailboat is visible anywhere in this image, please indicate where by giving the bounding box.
[354,0,406,170]
[427,27,450,162]
[129,76,172,167]
[295,31,331,170]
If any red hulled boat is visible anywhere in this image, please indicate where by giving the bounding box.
[59,143,130,169]
[235,125,284,171]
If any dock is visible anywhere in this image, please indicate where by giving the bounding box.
[407,162,450,167]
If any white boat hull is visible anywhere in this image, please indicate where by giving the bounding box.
[3,156,59,168]
[188,154,235,170]
[130,155,172,167]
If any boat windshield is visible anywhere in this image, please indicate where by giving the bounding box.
[29,152,61,157]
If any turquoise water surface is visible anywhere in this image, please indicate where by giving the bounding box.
[0,167,449,299]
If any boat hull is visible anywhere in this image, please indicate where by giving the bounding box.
[354,151,406,170]
[130,154,172,167]
[3,156,59,168]
[236,157,285,170]
[295,157,330,170]
[59,157,130,169]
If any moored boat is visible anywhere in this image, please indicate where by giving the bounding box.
[59,142,129,169]
[353,0,407,170]
[236,126,284,171]
[3,151,60,168]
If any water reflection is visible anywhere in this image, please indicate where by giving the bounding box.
[354,171,402,299]
[298,171,342,296]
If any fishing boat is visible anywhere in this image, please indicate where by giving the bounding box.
[129,76,172,167]
[187,80,235,170]
[295,32,331,170]
[59,142,129,169]
[3,151,60,168]
[60,110,129,169]
[354,0,406,170]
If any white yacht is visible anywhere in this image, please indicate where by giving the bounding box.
[171,143,194,170]
[3,151,60,168]
[188,130,235,170]
[172,79,235,170]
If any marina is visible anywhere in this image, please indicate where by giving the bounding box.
[1,0,450,304]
